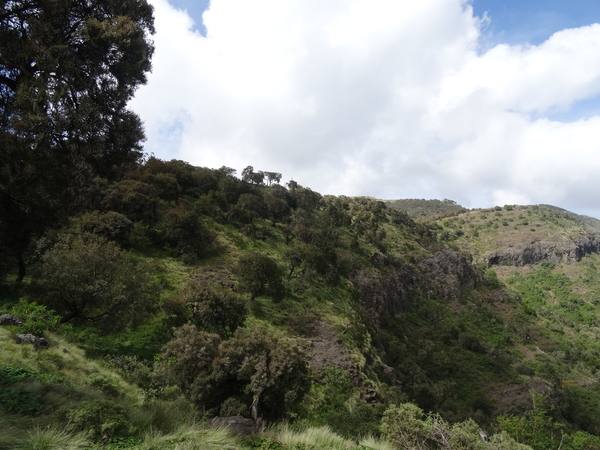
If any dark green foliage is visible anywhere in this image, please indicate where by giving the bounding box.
[80,211,133,246]
[103,355,154,390]
[160,200,216,261]
[266,196,291,225]
[0,0,154,276]
[242,165,266,185]
[88,374,124,398]
[459,334,485,353]
[158,324,310,421]
[294,187,323,212]
[496,391,563,450]
[237,252,285,301]
[0,365,63,416]
[154,324,222,409]
[143,158,219,197]
[237,193,268,222]
[246,438,287,449]
[307,366,382,439]
[145,172,182,201]
[29,234,158,331]
[0,386,42,415]
[178,280,248,338]
[102,180,159,223]
[214,326,311,421]
[63,400,132,441]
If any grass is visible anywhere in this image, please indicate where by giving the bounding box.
[21,427,91,450]
[266,424,394,450]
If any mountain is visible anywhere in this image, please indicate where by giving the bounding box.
[2,164,600,449]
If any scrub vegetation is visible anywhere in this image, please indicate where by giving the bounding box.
[3,1,600,449]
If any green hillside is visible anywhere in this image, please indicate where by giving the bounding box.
[2,163,600,449]
[3,2,600,448]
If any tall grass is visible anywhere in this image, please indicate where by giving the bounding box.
[136,425,241,450]
[21,427,91,450]
[267,424,396,450]
[270,424,354,449]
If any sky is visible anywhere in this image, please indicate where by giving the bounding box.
[130,0,600,219]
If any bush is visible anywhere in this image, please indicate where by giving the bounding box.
[29,234,159,332]
[179,280,248,338]
[63,400,132,441]
[80,211,133,246]
[102,180,158,223]
[160,200,216,261]
[157,324,310,421]
[11,298,62,335]
[380,403,432,449]
[154,324,222,410]
[236,252,285,302]
[215,326,311,421]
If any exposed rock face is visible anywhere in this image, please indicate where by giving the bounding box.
[206,416,258,435]
[0,314,24,326]
[350,262,420,322]
[483,235,600,267]
[351,250,483,325]
[418,250,483,300]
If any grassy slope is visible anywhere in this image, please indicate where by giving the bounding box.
[4,184,600,447]
[424,204,600,434]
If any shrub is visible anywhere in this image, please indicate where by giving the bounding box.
[214,326,311,421]
[11,298,62,335]
[63,400,132,441]
[80,211,133,246]
[380,403,431,449]
[179,280,248,338]
[154,324,222,410]
[29,234,159,332]
[102,179,158,223]
[160,200,216,261]
[158,324,310,421]
[236,252,285,302]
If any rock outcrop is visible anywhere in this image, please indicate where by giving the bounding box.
[14,333,48,348]
[206,416,258,435]
[0,314,24,326]
[351,250,483,325]
[483,234,600,267]
[418,250,483,300]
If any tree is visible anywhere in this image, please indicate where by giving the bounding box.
[236,252,285,301]
[29,233,158,331]
[160,199,216,261]
[265,196,291,225]
[155,324,222,410]
[0,0,155,280]
[241,165,265,185]
[214,326,310,421]
[264,171,282,186]
[157,324,310,421]
[178,280,248,338]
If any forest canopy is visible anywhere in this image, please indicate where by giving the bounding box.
[0,0,155,279]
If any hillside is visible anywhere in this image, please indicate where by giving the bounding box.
[1,163,600,449]
[385,199,468,220]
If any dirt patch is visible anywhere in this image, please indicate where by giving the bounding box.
[488,378,551,415]
[304,320,358,383]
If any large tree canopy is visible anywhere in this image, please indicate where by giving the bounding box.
[0,0,154,278]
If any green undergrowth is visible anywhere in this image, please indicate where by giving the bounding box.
[3,162,600,446]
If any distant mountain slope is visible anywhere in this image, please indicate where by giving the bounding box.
[431,204,600,268]
[539,204,600,231]
[384,198,467,220]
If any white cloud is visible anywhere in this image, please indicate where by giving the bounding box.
[131,0,600,218]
